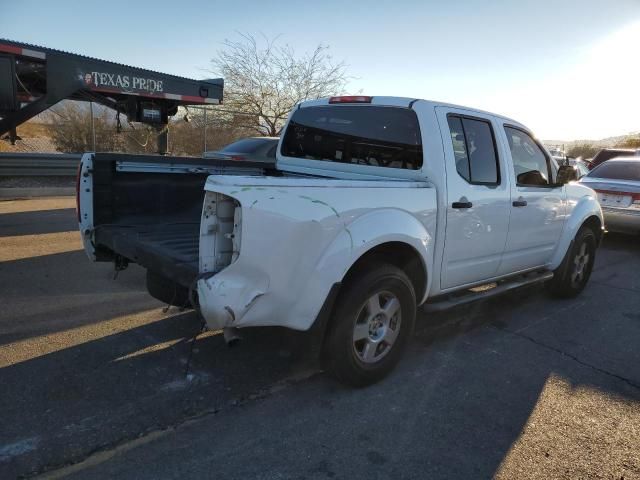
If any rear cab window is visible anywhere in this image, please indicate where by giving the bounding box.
[281,105,423,170]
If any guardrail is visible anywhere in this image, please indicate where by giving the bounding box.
[0,153,81,176]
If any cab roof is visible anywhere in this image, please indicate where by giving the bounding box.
[298,96,524,129]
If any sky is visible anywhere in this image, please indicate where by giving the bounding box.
[2,0,639,141]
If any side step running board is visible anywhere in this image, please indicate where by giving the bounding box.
[422,270,554,313]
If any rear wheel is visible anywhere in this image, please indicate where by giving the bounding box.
[547,226,597,298]
[323,264,416,387]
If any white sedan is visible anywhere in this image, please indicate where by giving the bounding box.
[580,157,640,234]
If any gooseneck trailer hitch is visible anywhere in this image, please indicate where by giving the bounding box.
[0,39,223,154]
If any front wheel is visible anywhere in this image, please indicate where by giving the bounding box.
[547,227,597,298]
[323,264,416,387]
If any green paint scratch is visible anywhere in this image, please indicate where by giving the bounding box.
[345,227,354,250]
[298,195,340,217]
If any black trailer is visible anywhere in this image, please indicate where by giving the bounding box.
[0,39,223,153]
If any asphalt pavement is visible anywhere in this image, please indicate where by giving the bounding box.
[0,197,638,479]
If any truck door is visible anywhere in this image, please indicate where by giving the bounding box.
[496,125,566,274]
[436,107,511,290]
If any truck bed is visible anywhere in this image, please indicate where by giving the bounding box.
[95,222,200,287]
[86,153,271,288]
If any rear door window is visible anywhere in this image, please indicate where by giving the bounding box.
[281,105,423,170]
[446,115,500,184]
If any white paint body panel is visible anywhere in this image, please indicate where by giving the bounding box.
[197,176,437,331]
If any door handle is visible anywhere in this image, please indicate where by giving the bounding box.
[512,199,527,207]
[452,201,473,209]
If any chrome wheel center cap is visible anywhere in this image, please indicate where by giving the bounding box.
[369,314,386,339]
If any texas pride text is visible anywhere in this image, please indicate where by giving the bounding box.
[84,72,164,93]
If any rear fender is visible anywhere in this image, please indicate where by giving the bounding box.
[281,208,434,331]
[314,208,434,302]
[197,205,435,332]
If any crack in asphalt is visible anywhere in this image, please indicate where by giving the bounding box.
[29,369,322,479]
[491,324,640,391]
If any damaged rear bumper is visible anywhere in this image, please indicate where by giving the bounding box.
[196,268,269,331]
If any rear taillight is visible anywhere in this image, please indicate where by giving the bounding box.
[229,155,245,161]
[76,160,83,222]
[328,95,373,104]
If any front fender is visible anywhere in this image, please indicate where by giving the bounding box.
[549,186,603,270]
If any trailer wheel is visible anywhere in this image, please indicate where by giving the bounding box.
[146,270,190,307]
[323,263,416,387]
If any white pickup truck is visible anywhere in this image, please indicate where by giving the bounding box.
[78,96,603,386]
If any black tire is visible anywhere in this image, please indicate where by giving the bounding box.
[323,263,416,387]
[547,226,597,298]
[146,270,190,307]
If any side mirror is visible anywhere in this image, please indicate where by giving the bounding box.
[557,164,578,184]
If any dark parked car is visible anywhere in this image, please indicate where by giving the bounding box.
[588,148,640,170]
[204,137,279,162]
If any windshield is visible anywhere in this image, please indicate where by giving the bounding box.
[281,105,423,170]
[220,138,275,154]
[587,160,640,180]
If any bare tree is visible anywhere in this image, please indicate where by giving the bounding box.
[45,101,122,153]
[567,143,600,159]
[44,101,242,155]
[211,33,350,136]
[169,108,255,156]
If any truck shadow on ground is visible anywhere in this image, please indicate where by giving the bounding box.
[0,306,312,477]
[0,234,638,478]
[0,250,155,346]
[0,208,77,237]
